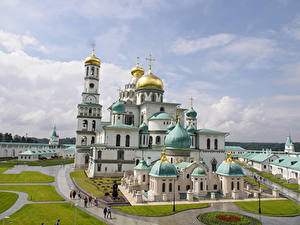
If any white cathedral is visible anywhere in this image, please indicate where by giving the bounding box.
[74,50,228,178]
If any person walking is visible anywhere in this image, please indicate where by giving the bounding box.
[70,190,73,199]
[103,207,107,218]
[88,195,92,207]
[107,206,112,219]
[55,219,60,225]
[84,196,88,208]
[72,190,76,199]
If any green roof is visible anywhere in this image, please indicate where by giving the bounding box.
[196,129,228,135]
[51,126,59,138]
[112,99,125,113]
[0,142,49,146]
[249,154,274,163]
[79,102,102,107]
[216,161,244,176]
[186,124,196,133]
[20,148,56,156]
[165,122,191,149]
[175,162,191,170]
[105,124,138,129]
[65,145,76,151]
[149,160,178,177]
[225,146,246,151]
[167,123,175,132]
[271,156,300,171]
[191,167,207,176]
[134,158,150,170]
[149,112,174,120]
[186,107,197,118]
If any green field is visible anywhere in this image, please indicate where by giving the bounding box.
[70,171,121,197]
[0,192,19,213]
[0,185,64,201]
[235,199,300,216]
[5,203,106,225]
[0,170,54,183]
[0,158,74,167]
[113,203,209,216]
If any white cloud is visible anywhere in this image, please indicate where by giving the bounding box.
[164,71,183,80]
[282,14,300,40]
[171,33,236,55]
[278,61,300,85]
[201,60,236,73]
[179,65,192,73]
[0,30,47,53]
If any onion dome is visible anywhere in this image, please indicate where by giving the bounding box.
[186,107,197,118]
[149,152,178,177]
[51,126,59,138]
[131,57,145,78]
[286,135,293,145]
[186,124,196,133]
[167,122,175,132]
[136,70,163,91]
[139,122,149,133]
[149,112,173,120]
[165,121,191,149]
[84,49,100,66]
[134,158,150,170]
[216,153,244,176]
[112,99,125,113]
[191,167,207,177]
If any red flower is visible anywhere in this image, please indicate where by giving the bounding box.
[216,214,241,222]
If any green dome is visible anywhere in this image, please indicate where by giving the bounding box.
[186,107,197,118]
[149,153,178,177]
[167,123,175,132]
[112,99,125,113]
[191,167,207,176]
[134,158,150,170]
[139,122,149,133]
[165,122,191,149]
[186,124,196,133]
[286,135,293,145]
[216,161,244,177]
[149,112,174,120]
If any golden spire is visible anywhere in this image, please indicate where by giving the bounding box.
[131,56,144,78]
[117,87,122,99]
[225,152,234,163]
[85,43,100,66]
[92,43,95,56]
[190,96,193,108]
[145,54,155,73]
[160,151,169,163]
[137,56,140,66]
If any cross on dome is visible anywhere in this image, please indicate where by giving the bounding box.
[145,54,155,71]
[190,96,193,107]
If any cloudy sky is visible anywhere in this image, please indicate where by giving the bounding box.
[0,0,300,142]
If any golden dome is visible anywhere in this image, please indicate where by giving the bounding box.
[84,49,100,66]
[131,57,144,78]
[136,70,164,91]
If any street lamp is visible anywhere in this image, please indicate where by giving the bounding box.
[3,216,9,225]
[74,203,78,225]
[173,175,179,212]
[254,176,261,214]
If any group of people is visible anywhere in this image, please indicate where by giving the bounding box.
[70,190,99,208]
[40,219,60,225]
[103,206,112,219]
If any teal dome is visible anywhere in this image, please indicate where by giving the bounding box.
[165,122,191,149]
[186,107,197,118]
[134,158,150,170]
[167,123,175,132]
[149,112,174,120]
[149,153,178,177]
[139,122,149,133]
[191,167,207,176]
[112,99,125,113]
[186,124,196,133]
[216,161,244,177]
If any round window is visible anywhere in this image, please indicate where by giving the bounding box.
[89,83,95,88]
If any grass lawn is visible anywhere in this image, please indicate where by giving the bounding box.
[257,172,274,178]
[5,203,106,225]
[281,183,300,190]
[269,177,286,184]
[248,167,259,173]
[0,192,19,213]
[244,177,269,190]
[70,171,121,197]
[235,199,300,216]
[0,185,64,201]
[0,170,54,183]
[295,190,300,194]
[0,158,74,167]
[113,203,209,216]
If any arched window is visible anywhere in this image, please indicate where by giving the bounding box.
[186,185,190,191]
[200,182,203,190]
[91,67,94,75]
[156,136,161,144]
[143,135,146,145]
[81,136,87,145]
[143,174,146,182]
[116,134,121,146]
[169,183,172,192]
[85,154,89,164]
[214,139,218,150]
[152,94,156,102]
[207,138,211,149]
[89,108,92,114]
[160,107,164,112]
[237,181,240,190]
[162,183,165,192]
[141,94,145,103]
[186,174,190,179]
[214,184,217,190]
[82,120,88,129]
[96,68,99,76]
[211,158,217,172]
[231,181,234,190]
[149,136,153,146]
[125,135,130,147]
[86,67,89,76]
[117,150,124,160]
[136,159,139,166]
[91,136,95,144]
[92,120,96,131]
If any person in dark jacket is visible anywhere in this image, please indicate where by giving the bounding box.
[103,207,107,218]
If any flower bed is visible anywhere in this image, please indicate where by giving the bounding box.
[198,212,261,225]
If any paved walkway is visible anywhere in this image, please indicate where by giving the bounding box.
[0,190,29,218]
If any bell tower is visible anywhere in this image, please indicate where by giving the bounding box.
[75,47,103,169]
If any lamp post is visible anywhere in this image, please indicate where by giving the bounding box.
[254,176,261,214]
[74,203,78,225]
[173,177,176,212]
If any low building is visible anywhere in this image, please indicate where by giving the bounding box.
[248,154,279,172]
[18,149,57,161]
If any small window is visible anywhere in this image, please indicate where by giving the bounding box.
[125,135,130,147]
[162,183,166,192]
[169,183,172,192]
[237,181,240,190]
[116,134,121,146]
[231,181,234,190]
[160,107,165,112]
[186,185,190,191]
[213,184,217,190]
[89,83,94,88]
[143,174,146,182]
[186,174,190,179]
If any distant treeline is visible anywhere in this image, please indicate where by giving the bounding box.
[226,142,299,152]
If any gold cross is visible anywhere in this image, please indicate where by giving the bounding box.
[190,96,193,107]
[91,43,96,56]
[117,87,122,98]
[136,56,140,66]
[145,54,155,71]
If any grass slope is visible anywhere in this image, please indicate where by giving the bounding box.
[244,177,269,190]
[0,185,64,201]
[114,203,209,216]
[235,199,300,216]
[6,203,106,225]
[0,192,19,213]
[0,158,74,167]
[0,170,54,183]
